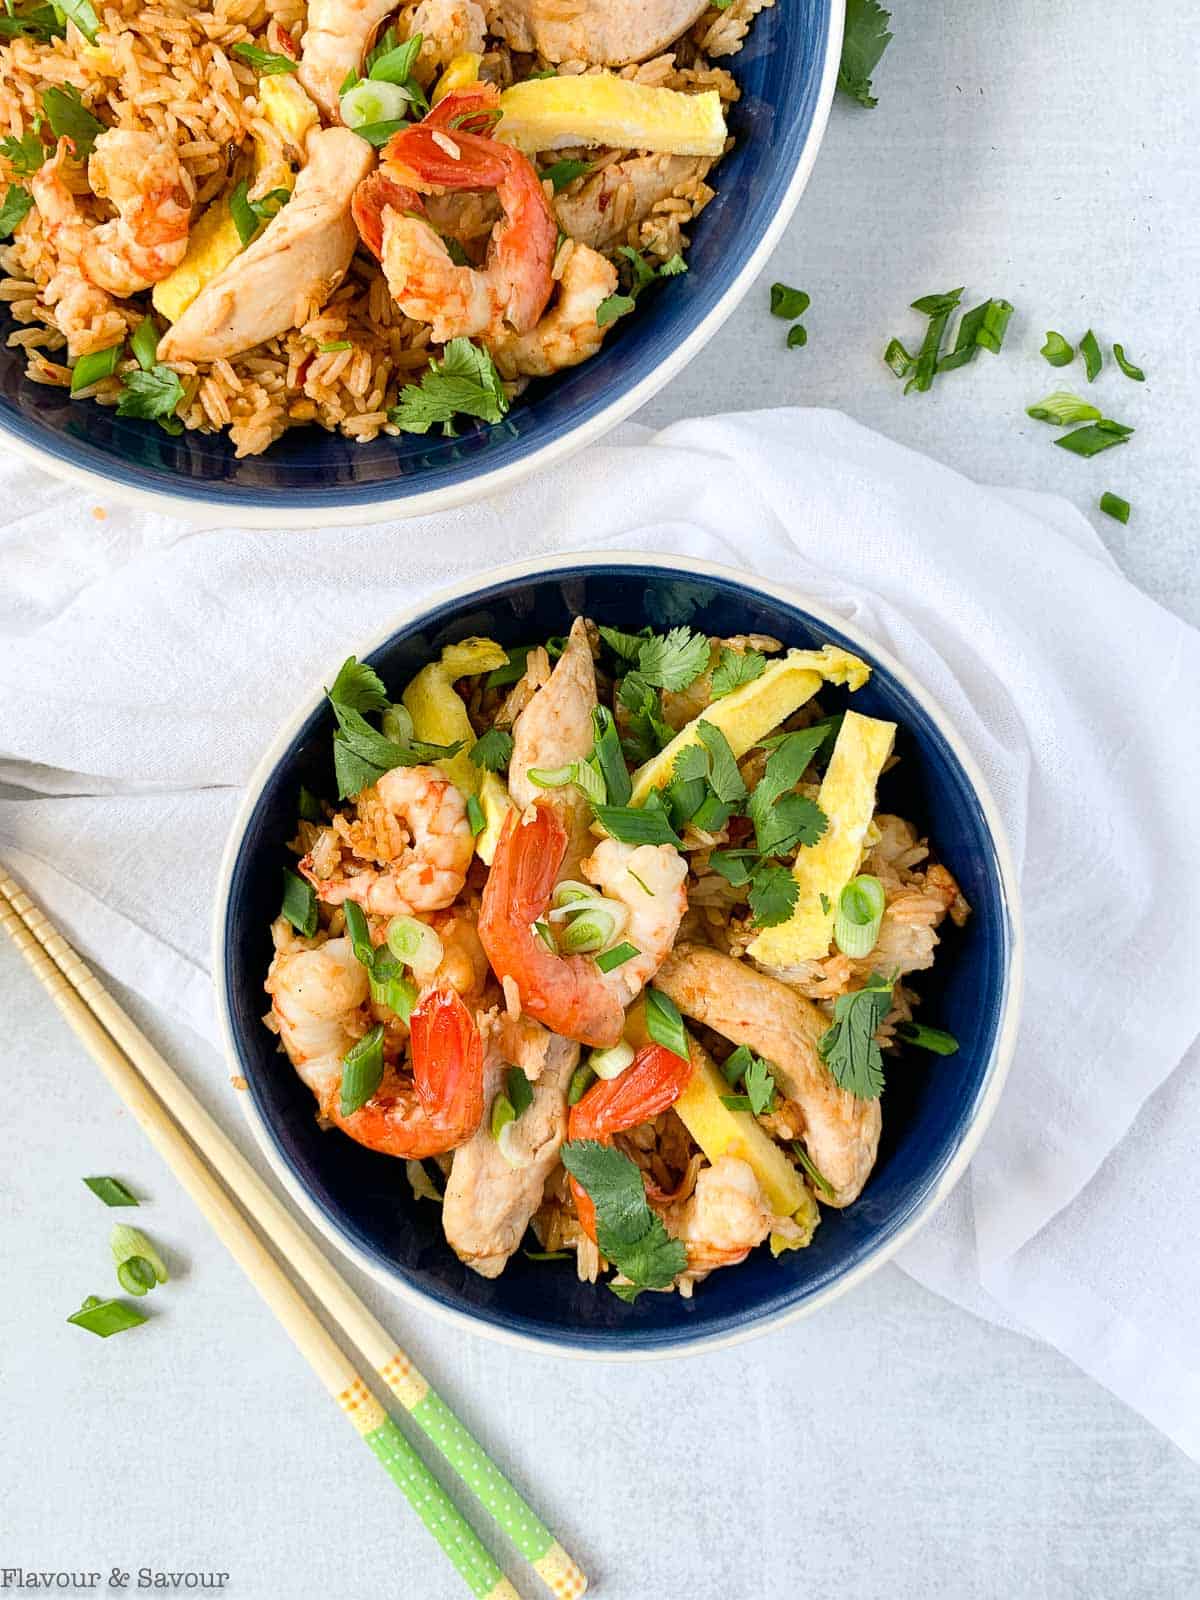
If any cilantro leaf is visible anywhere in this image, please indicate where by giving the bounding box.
[560,1140,688,1300]
[818,971,894,1099]
[42,84,104,161]
[615,246,687,302]
[469,727,513,771]
[746,727,828,854]
[1,129,47,175]
[635,626,711,692]
[706,849,757,888]
[596,292,635,327]
[0,6,64,40]
[325,674,463,800]
[115,365,184,422]
[838,0,892,108]
[695,720,747,804]
[747,863,799,928]
[231,40,298,74]
[328,656,389,714]
[0,184,33,239]
[389,337,509,435]
[743,1055,776,1115]
[617,670,673,762]
[229,179,290,247]
[598,624,651,661]
[710,646,765,699]
[505,1064,534,1118]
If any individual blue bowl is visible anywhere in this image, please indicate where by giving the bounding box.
[214,554,1022,1358]
[0,5,839,524]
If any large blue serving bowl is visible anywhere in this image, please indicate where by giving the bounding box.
[215,554,1022,1357]
[0,5,839,525]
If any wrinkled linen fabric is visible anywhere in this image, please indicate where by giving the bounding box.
[2,408,1198,1457]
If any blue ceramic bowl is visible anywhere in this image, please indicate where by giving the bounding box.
[0,5,839,525]
[215,555,1021,1357]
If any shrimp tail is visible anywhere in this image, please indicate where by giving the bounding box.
[352,170,425,261]
[409,983,485,1133]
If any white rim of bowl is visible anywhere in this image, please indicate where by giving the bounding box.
[0,10,843,529]
[212,549,1025,1363]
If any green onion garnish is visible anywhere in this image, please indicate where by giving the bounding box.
[542,158,593,193]
[465,793,485,836]
[83,1176,139,1207]
[883,337,913,378]
[524,1249,571,1261]
[485,645,531,688]
[319,339,353,353]
[590,705,632,806]
[591,802,681,847]
[903,286,963,393]
[786,323,808,350]
[111,1223,169,1283]
[298,784,322,822]
[567,1062,596,1105]
[116,1256,158,1296]
[380,701,414,744]
[386,914,443,973]
[595,940,638,974]
[895,1021,960,1055]
[1079,328,1102,382]
[834,875,885,958]
[720,1094,753,1112]
[720,1043,754,1086]
[70,342,122,393]
[533,919,557,953]
[370,971,417,1021]
[280,867,318,938]
[559,908,619,955]
[588,1040,635,1080]
[644,986,689,1063]
[506,1064,534,1117]
[1112,343,1145,382]
[527,759,605,807]
[1025,391,1102,426]
[231,40,299,75]
[791,1141,836,1199]
[689,793,731,834]
[490,1092,516,1140]
[130,316,159,372]
[1099,491,1130,524]
[67,1296,147,1338]
[339,1024,384,1117]
[1040,331,1074,367]
[1054,419,1133,458]
[770,283,810,319]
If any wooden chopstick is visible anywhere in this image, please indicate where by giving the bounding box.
[1,869,587,1600]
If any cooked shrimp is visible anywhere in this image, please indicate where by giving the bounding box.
[427,904,492,1004]
[302,765,474,917]
[488,239,618,379]
[267,940,485,1158]
[567,1042,693,1244]
[664,1156,773,1272]
[580,837,688,1004]
[653,944,882,1206]
[296,0,397,119]
[353,88,556,341]
[508,616,598,880]
[478,800,626,1047]
[32,132,192,296]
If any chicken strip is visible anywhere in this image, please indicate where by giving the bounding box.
[508,616,598,882]
[653,945,882,1206]
[490,0,711,65]
[297,0,397,119]
[443,1017,579,1277]
[554,154,710,254]
[158,129,373,364]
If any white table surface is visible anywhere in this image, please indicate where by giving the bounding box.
[4,3,1200,1596]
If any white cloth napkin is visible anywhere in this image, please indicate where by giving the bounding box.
[3,408,1198,1458]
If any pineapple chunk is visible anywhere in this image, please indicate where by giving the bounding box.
[78,42,117,74]
[401,637,509,799]
[629,645,871,806]
[433,52,482,105]
[258,74,319,150]
[673,1040,808,1218]
[475,769,513,866]
[770,1187,820,1255]
[748,710,897,966]
[497,74,726,157]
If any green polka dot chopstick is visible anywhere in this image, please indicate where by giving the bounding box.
[0,871,587,1600]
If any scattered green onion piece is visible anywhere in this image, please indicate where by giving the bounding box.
[976,297,1014,354]
[490,1092,516,1140]
[770,283,810,319]
[527,760,605,807]
[57,0,99,45]
[1026,391,1102,426]
[1099,491,1131,524]
[367,31,422,85]
[280,867,318,938]
[884,337,913,378]
[1040,330,1074,367]
[567,1062,597,1105]
[558,908,618,955]
[524,1248,570,1261]
[895,1021,960,1055]
[1079,329,1102,382]
[1112,343,1145,382]
[904,286,963,393]
[130,316,159,372]
[552,880,594,908]
[588,1040,635,1080]
[342,900,374,967]
[590,705,632,806]
[533,919,558,954]
[591,802,681,847]
[786,323,808,349]
[386,914,443,974]
[379,701,414,744]
[231,40,298,75]
[627,869,654,897]
[111,1223,169,1283]
[595,940,638,974]
[720,1043,755,1086]
[542,157,593,193]
[67,1296,147,1338]
[791,1141,836,1200]
[83,1176,138,1207]
[645,986,689,1062]
[936,300,989,371]
[70,342,122,394]
[1054,420,1133,458]
[319,339,353,353]
[370,971,417,1022]
[466,793,485,836]
[339,1024,384,1117]
[690,793,731,834]
[116,1256,157,1296]
[834,874,886,958]
[347,117,410,147]
[340,78,414,132]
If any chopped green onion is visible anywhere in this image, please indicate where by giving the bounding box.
[976,297,1014,354]
[626,869,654,897]
[720,1094,753,1112]
[1040,330,1074,367]
[1054,420,1133,458]
[590,705,632,806]
[791,1141,836,1200]
[347,117,410,147]
[386,914,443,975]
[70,342,122,394]
[770,283,810,319]
[1026,391,1102,426]
[378,702,414,745]
[506,1064,534,1117]
[589,1040,635,1080]
[111,1223,168,1283]
[116,1256,157,1296]
[547,893,624,927]
[1112,343,1145,382]
[533,919,557,953]
[83,1176,138,1207]
[524,1249,571,1261]
[720,1043,754,1086]
[342,900,374,967]
[592,802,681,847]
[281,867,318,938]
[465,793,485,836]
[689,793,731,834]
[367,31,422,85]
[558,908,618,955]
[67,1296,147,1338]
[485,645,531,688]
[129,316,159,372]
[370,971,417,1021]
[1079,328,1102,382]
[527,760,605,807]
[834,874,885,958]
[645,986,689,1063]
[490,1092,516,1140]
[319,339,352,353]
[340,1024,384,1117]
[340,78,414,132]
[884,337,913,378]
[1099,491,1130,524]
[567,1062,597,1105]
[57,0,99,44]
[904,286,963,393]
[542,157,593,192]
[595,940,638,974]
[231,40,298,75]
[298,785,322,822]
[895,1020,960,1055]
[786,323,808,350]
[552,880,594,908]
